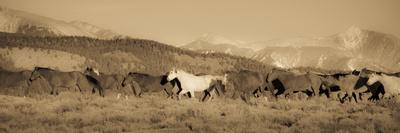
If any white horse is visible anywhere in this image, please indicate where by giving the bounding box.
[166,69,225,100]
[367,73,400,99]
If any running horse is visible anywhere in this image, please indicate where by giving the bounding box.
[166,69,225,100]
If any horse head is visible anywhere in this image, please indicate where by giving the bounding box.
[266,70,279,83]
[367,73,381,86]
[85,67,100,76]
[167,69,179,81]
[29,69,42,82]
[121,75,133,87]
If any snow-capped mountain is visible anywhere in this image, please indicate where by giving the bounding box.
[181,34,254,57]
[0,7,124,39]
[253,26,400,72]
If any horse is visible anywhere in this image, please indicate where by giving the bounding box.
[200,79,227,101]
[354,71,385,101]
[121,72,179,97]
[85,67,124,97]
[160,75,184,99]
[266,69,319,99]
[29,67,103,96]
[0,68,32,96]
[221,70,266,102]
[166,69,224,100]
[367,73,400,99]
[319,73,368,103]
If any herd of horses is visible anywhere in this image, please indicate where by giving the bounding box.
[1,67,400,103]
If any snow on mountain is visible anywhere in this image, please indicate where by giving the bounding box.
[68,21,124,39]
[181,34,254,57]
[195,33,244,46]
[340,26,366,50]
[0,7,123,39]
[253,27,400,72]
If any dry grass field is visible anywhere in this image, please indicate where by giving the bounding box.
[0,92,399,133]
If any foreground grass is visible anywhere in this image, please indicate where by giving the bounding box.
[0,92,399,133]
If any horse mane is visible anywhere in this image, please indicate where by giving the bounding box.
[173,69,193,76]
[195,73,208,76]
[34,67,53,71]
[176,69,188,73]
[129,72,150,77]
[238,69,254,73]
[332,73,350,80]
[386,72,400,78]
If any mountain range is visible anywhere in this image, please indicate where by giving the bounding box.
[253,27,400,72]
[0,6,124,39]
[181,34,255,57]
[183,27,400,72]
[1,6,399,72]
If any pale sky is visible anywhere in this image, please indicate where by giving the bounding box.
[0,0,399,45]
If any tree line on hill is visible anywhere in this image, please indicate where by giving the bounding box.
[0,32,271,75]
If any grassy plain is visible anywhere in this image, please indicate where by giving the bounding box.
[0,92,399,133]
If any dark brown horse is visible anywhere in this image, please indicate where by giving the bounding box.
[30,67,103,96]
[84,67,124,96]
[121,72,179,97]
[225,70,266,102]
[266,69,320,99]
[0,68,32,95]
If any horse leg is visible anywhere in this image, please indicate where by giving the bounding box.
[352,92,358,103]
[177,90,187,100]
[340,93,348,103]
[163,88,172,99]
[201,91,207,102]
[345,92,351,102]
[49,84,56,95]
[214,87,221,97]
[209,89,215,101]
[240,93,250,103]
[76,83,82,93]
[336,93,341,101]
[284,92,291,99]
[202,90,213,102]
[253,87,261,98]
[99,88,104,97]
[325,89,331,98]
[368,93,379,101]
[380,91,385,100]
[117,93,121,99]
[190,90,195,99]
[176,88,183,99]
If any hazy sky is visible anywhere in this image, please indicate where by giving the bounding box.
[1,0,399,45]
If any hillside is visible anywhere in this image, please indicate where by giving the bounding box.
[253,27,400,72]
[0,7,123,39]
[0,32,270,75]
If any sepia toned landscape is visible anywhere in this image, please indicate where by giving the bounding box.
[0,93,399,133]
[1,0,400,132]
